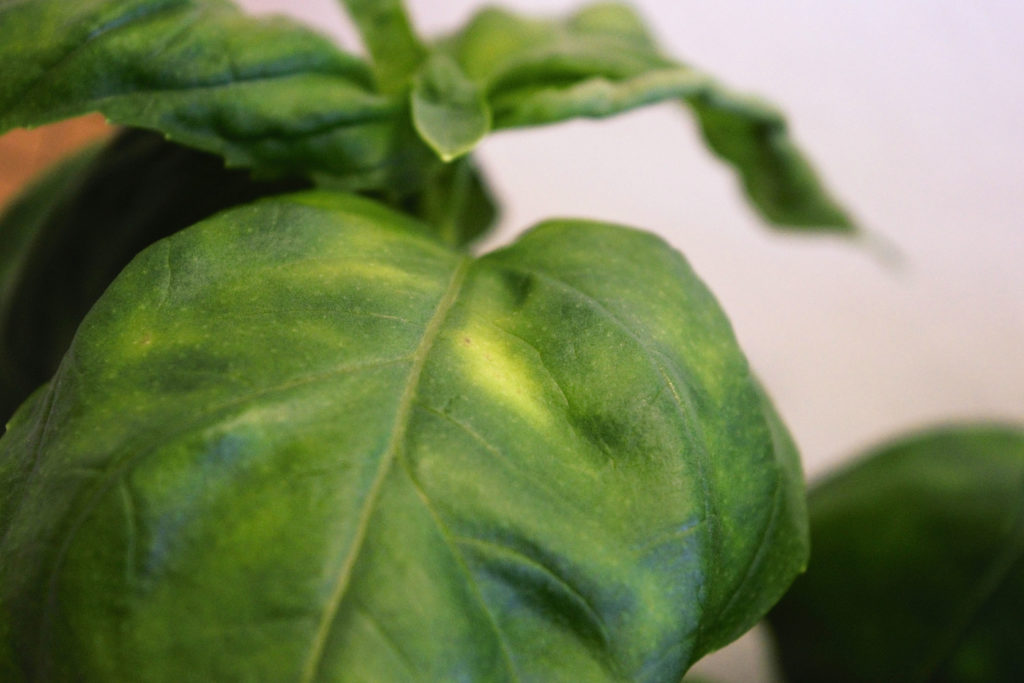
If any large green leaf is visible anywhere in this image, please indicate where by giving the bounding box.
[0,191,806,681]
[438,2,855,232]
[0,0,436,192]
[767,425,1024,683]
[0,128,308,425]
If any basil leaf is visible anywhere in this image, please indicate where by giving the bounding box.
[339,0,426,94]
[0,129,308,424]
[441,3,855,232]
[411,55,492,162]
[0,0,433,191]
[768,425,1024,683]
[0,191,806,680]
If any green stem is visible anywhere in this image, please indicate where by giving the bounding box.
[339,0,427,93]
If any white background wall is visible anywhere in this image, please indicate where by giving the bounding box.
[242,1,1024,679]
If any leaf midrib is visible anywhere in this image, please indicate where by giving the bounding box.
[299,256,470,682]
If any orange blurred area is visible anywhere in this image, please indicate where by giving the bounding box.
[0,114,113,207]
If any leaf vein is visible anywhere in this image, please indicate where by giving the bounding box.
[413,402,590,519]
[453,534,612,649]
[350,598,418,676]
[399,467,522,682]
[715,465,783,620]
[37,355,414,656]
[299,258,470,682]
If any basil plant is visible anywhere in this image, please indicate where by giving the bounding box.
[0,0,880,680]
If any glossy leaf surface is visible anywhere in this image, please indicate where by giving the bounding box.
[439,2,855,231]
[0,0,436,191]
[0,128,307,424]
[0,191,806,681]
[768,425,1024,683]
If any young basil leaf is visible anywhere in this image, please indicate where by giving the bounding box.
[439,3,855,232]
[339,0,427,94]
[0,191,806,681]
[0,0,434,192]
[411,54,492,162]
[767,426,1024,683]
[0,129,308,424]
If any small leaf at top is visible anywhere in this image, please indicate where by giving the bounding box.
[411,54,492,162]
[768,425,1024,683]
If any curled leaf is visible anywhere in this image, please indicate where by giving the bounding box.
[440,2,856,232]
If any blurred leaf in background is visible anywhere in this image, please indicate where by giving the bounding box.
[768,425,1024,683]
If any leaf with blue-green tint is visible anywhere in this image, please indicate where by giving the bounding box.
[0,190,806,680]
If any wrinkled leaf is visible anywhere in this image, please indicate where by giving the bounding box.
[411,54,492,162]
[339,0,426,94]
[0,0,436,192]
[0,128,308,424]
[768,425,1024,683]
[0,191,806,681]
[439,2,855,232]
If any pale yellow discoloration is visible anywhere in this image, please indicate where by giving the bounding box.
[298,258,427,292]
[208,401,293,435]
[454,322,552,429]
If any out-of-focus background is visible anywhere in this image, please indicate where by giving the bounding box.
[4,1,1022,680]
[0,114,110,205]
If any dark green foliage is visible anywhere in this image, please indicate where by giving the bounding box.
[768,426,1024,683]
